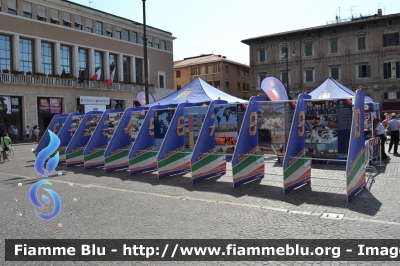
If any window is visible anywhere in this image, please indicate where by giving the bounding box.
[7,0,17,15]
[140,36,144,45]
[281,72,288,84]
[358,65,370,78]
[259,74,266,86]
[94,51,103,79]
[78,48,88,79]
[245,69,249,77]
[225,80,229,89]
[200,66,205,75]
[86,18,93,33]
[305,43,313,56]
[63,12,71,27]
[330,40,338,53]
[191,67,198,76]
[135,58,142,83]
[207,81,212,85]
[20,38,33,74]
[123,56,130,82]
[207,65,213,74]
[176,70,181,78]
[259,50,266,62]
[0,35,11,72]
[116,31,121,39]
[96,21,103,35]
[383,62,400,79]
[161,40,166,50]
[305,70,313,82]
[225,65,229,73]
[148,36,153,47]
[214,80,220,88]
[41,42,53,75]
[388,20,393,26]
[50,9,59,25]
[75,15,82,30]
[357,36,366,50]
[177,84,181,90]
[388,92,397,99]
[237,82,240,89]
[109,54,117,82]
[383,33,400,47]
[60,45,71,77]
[37,5,46,21]
[132,32,138,43]
[237,67,240,75]
[155,38,160,48]
[215,64,220,73]
[331,67,339,80]
[106,24,112,37]
[22,1,32,18]
[124,30,130,41]
[281,46,288,59]
[242,82,246,90]
[158,73,165,88]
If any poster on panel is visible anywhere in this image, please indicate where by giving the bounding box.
[283,94,312,194]
[56,112,85,163]
[346,89,366,202]
[232,96,265,188]
[104,107,146,172]
[129,105,168,175]
[191,100,228,183]
[34,114,69,154]
[157,102,197,179]
[65,111,103,167]
[83,109,122,169]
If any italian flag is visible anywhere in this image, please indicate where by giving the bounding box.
[91,66,101,81]
[268,88,280,101]
[105,68,115,87]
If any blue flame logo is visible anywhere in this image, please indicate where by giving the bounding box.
[29,180,61,220]
[34,130,60,177]
[31,130,62,220]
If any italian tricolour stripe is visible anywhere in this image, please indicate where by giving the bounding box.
[104,149,130,172]
[346,150,366,201]
[58,148,66,164]
[232,151,264,188]
[268,89,280,101]
[283,152,311,193]
[129,151,158,175]
[158,151,191,179]
[191,153,226,183]
[66,147,84,167]
[84,149,106,169]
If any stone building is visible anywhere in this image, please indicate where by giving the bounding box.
[242,9,400,112]
[174,54,250,99]
[0,0,175,135]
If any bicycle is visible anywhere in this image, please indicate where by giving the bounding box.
[0,146,13,162]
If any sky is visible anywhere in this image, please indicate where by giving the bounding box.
[70,0,400,65]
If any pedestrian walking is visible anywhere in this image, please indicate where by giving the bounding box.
[25,125,30,141]
[388,114,400,155]
[12,127,19,141]
[34,127,40,143]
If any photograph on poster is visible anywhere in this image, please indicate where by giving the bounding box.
[88,114,101,135]
[107,112,123,142]
[305,115,338,130]
[0,96,11,114]
[70,115,84,135]
[215,123,238,132]
[50,98,62,114]
[184,107,207,150]
[214,104,238,126]
[216,145,235,154]
[130,111,146,144]
[39,98,50,113]
[257,103,286,155]
[306,100,337,115]
[215,132,238,146]
[154,109,175,150]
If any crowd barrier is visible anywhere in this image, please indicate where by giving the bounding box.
[365,137,385,173]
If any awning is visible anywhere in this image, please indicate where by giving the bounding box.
[382,102,400,112]
[63,12,71,23]
[50,9,59,21]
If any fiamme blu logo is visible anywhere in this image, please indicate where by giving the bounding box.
[30,130,62,220]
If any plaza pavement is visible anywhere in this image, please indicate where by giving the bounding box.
[0,143,400,265]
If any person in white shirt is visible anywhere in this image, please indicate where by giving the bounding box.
[372,119,388,160]
[12,127,19,141]
[25,125,30,141]
[388,114,400,155]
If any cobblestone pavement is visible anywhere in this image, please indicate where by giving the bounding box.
[0,143,400,265]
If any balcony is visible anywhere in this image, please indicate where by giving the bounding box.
[0,73,155,93]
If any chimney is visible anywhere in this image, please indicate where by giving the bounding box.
[222,56,226,59]
[378,9,382,16]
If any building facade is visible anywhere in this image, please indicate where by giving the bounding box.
[242,10,400,112]
[174,54,250,99]
[0,0,175,136]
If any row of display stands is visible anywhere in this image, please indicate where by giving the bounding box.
[36,90,370,201]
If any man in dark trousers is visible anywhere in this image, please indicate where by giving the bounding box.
[388,114,400,155]
[372,119,388,160]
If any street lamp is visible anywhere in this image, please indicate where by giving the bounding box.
[142,0,149,104]
[281,42,290,98]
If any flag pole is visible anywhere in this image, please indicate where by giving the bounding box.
[142,0,149,105]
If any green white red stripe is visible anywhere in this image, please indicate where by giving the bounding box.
[232,151,264,187]
[158,151,192,178]
[129,151,158,174]
[283,152,311,193]
[191,153,226,182]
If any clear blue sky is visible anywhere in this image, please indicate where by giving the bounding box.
[70,0,400,65]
